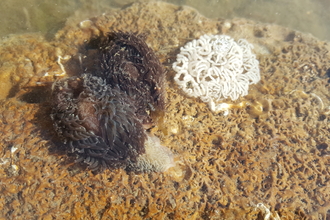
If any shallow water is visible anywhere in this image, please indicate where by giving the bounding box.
[1,1,330,219]
[1,0,330,41]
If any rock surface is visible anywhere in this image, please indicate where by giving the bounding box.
[0,2,330,219]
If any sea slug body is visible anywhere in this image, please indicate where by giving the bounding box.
[50,32,172,172]
[83,32,166,124]
[51,73,146,170]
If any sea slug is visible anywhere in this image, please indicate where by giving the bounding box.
[50,32,173,172]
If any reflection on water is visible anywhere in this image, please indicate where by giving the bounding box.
[0,0,330,41]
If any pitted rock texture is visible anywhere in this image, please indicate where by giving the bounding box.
[0,2,330,219]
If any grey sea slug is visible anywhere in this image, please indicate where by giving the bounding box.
[50,32,173,172]
[51,74,146,169]
[82,32,166,124]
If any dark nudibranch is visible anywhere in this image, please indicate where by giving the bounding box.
[50,73,146,170]
[82,32,166,124]
[50,32,174,172]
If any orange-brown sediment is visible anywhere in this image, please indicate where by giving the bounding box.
[0,2,330,219]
